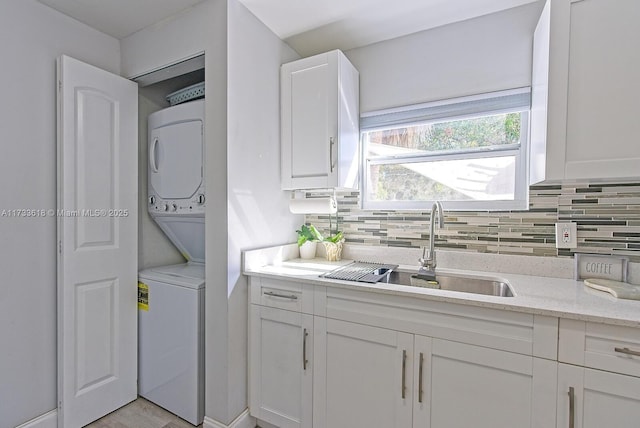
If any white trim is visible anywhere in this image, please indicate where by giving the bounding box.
[204,409,255,428]
[15,410,58,428]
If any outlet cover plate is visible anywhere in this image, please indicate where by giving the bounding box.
[556,222,577,249]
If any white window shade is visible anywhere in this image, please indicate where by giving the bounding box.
[361,88,531,131]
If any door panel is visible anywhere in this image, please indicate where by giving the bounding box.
[57,54,138,428]
[313,318,413,428]
[416,338,556,428]
[290,63,330,179]
[558,363,640,428]
[75,89,118,248]
[249,305,313,428]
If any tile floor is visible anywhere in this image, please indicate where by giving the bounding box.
[86,397,202,428]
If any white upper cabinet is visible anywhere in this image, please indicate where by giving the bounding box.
[281,50,359,190]
[530,0,640,184]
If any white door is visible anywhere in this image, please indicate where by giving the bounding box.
[415,337,557,428]
[313,318,413,428]
[558,363,640,428]
[249,305,313,428]
[281,51,338,189]
[57,55,138,428]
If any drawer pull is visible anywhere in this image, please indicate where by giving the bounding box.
[614,347,640,357]
[401,350,407,399]
[263,291,298,300]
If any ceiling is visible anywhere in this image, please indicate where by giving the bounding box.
[38,0,539,54]
[38,0,206,39]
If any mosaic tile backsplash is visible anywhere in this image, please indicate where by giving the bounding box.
[305,181,640,263]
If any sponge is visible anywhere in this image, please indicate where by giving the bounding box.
[410,274,440,289]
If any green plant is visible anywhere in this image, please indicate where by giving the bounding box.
[323,230,344,243]
[296,224,322,247]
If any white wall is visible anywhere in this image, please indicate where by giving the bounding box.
[225,0,301,421]
[120,4,209,79]
[345,1,544,112]
[0,1,120,427]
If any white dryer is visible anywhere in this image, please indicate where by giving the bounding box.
[148,98,205,263]
[139,98,206,425]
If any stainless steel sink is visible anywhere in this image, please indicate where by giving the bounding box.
[383,270,514,297]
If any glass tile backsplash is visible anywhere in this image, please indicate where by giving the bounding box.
[305,181,640,263]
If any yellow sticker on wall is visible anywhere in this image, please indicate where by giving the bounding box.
[138,282,149,311]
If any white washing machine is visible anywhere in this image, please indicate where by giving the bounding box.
[138,263,204,426]
[139,98,205,425]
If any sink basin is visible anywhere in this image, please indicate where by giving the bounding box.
[383,270,514,297]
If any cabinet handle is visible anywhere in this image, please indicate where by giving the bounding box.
[329,137,335,172]
[401,350,407,399]
[303,328,309,370]
[568,386,575,428]
[418,352,424,403]
[615,347,640,357]
[263,291,298,300]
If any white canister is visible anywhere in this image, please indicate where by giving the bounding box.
[299,241,317,259]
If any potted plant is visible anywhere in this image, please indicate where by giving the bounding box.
[321,230,345,261]
[296,224,322,259]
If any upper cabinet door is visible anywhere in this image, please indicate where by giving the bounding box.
[57,55,138,428]
[281,50,359,190]
[530,0,640,183]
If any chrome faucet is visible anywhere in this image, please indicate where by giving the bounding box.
[419,201,444,274]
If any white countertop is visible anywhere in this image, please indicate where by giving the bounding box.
[243,245,640,327]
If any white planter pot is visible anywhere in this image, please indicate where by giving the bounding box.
[299,241,317,259]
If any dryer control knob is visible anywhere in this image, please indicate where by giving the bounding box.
[149,195,156,205]
[171,204,178,212]
[163,203,169,212]
[197,194,205,204]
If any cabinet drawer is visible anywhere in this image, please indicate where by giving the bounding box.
[249,276,314,314]
[560,319,640,377]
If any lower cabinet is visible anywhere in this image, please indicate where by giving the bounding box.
[312,318,414,428]
[557,363,640,428]
[249,305,313,428]
[312,318,557,428]
[248,277,559,428]
[415,337,557,428]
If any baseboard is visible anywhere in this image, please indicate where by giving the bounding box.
[203,409,256,428]
[15,410,58,428]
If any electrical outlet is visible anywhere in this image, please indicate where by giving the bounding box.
[555,222,577,249]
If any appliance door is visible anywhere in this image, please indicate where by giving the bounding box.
[149,119,203,200]
[138,278,204,425]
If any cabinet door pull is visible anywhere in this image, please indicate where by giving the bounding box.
[568,386,575,428]
[303,328,309,370]
[615,347,640,357]
[329,137,335,172]
[418,352,424,403]
[401,350,407,399]
[263,291,298,300]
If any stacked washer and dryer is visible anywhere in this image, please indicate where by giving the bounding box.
[138,96,205,426]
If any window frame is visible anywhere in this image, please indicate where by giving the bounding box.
[360,89,531,211]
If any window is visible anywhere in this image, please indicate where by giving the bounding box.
[361,89,530,211]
